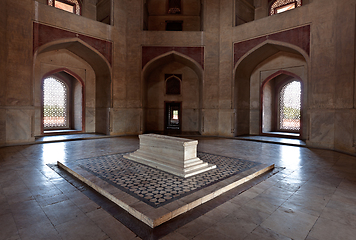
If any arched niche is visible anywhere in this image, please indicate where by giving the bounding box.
[142,52,203,134]
[144,0,203,31]
[41,69,85,134]
[33,38,112,135]
[260,70,304,137]
[233,40,309,139]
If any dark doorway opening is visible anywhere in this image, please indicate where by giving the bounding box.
[166,21,183,31]
[165,102,182,133]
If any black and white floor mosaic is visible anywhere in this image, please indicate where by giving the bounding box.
[76,152,261,208]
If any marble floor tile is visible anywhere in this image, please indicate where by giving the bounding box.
[3,182,29,197]
[296,181,337,197]
[308,217,356,240]
[0,196,11,216]
[193,227,234,240]
[229,194,253,207]
[202,204,233,223]
[244,197,281,215]
[6,191,35,205]
[259,186,295,200]
[160,231,190,240]
[326,193,356,214]
[35,192,69,207]
[274,178,306,192]
[55,215,109,240]
[42,199,87,226]
[91,215,137,240]
[320,206,356,228]
[2,136,356,239]
[176,215,215,239]
[18,221,61,240]
[261,206,318,240]
[244,226,292,240]
[230,205,271,225]
[0,213,19,240]
[281,190,330,217]
[213,213,258,240]
[212,200,240,215]
[9,200,50,230]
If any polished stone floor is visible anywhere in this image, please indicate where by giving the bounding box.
[1,136,356,240]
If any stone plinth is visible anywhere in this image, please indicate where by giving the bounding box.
[124,134,216,178]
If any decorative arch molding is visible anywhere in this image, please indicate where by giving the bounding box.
[260,70,304,136]
[234,25,310,67]
[142,50,204,134]
[261,70,303,89]
[233,39,310,77]
[233,40,308,138]
[142,46,204,70]
[34,35,112,135]
[33,22,112,65]
[42,68,85,87]
[142,50,204,81]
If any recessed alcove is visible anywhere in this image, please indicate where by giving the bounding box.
[143,0,203,31]
[41,0,113,25]
[42,71,84,134]
[234,0,311,27]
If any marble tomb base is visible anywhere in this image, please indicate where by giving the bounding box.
[58,151,274,228]
[124,134,216,178]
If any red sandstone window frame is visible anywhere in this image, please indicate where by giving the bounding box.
[47,0,82,15]
[269,0,302,16]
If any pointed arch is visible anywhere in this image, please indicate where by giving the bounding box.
[40,68,86,134]
[34,38,112,135]
[260,70,304,136]
[143,51,203,81]
[142,51,204,134]
[233,40,309,139]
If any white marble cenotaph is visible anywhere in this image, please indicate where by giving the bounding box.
[124,134,216,178]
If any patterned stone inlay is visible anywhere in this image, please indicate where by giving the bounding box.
[77,152,260,208]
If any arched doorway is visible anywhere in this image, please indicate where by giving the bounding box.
[142,52,203,134]
[233,41,309,139]
[34,38,112,136]
[261,71,303,137]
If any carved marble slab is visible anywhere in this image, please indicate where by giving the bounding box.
[124,134,216,178]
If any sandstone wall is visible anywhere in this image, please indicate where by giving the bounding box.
[1,0,356,156]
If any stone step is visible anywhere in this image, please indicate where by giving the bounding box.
[183,164,217,178]
[124,153,216,178]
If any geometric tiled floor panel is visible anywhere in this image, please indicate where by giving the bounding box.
[77,152,261,208]
[58,152,274,228]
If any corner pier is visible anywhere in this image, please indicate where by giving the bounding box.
[124,134,216,178]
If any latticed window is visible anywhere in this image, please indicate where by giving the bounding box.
[43,77,69,129]
[48,0,81,15]
[279,81,301,131]
[270,0,302,15]
[168,0,181,14]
